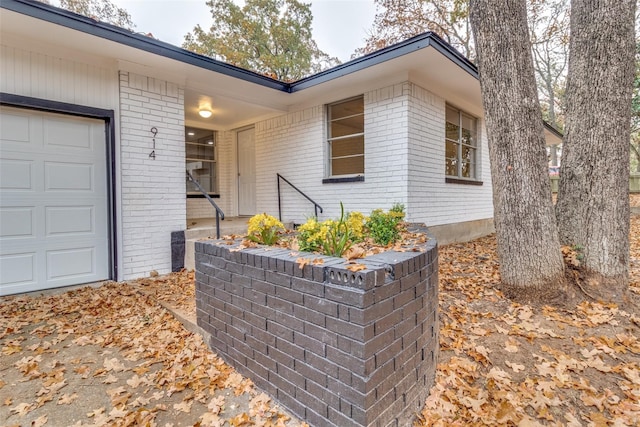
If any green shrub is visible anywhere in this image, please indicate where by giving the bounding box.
[366,203,405,245]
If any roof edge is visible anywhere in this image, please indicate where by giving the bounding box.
[1,0,289,91]
[544,122,564,139]
[289,32,479,92]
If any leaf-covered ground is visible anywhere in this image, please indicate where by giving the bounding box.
[0,279,304,426]
[417,214,640,426]
[1,213,638,426]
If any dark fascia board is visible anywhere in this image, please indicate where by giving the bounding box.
[1,0,288,91]
[290,32,478,92]
[2,0,479,94]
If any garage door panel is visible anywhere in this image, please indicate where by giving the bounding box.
[47,247,95,280]
[46,206,94,236]
[45,161,94,191]
[0,207,35,238]
[45,117,94,150]
[0,158,34,190]
[0,253,36,287]
[0,112,31,143]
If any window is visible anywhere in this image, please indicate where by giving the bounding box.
[186,127,217,195]
[445,105,478,180]
[327,96,364,177]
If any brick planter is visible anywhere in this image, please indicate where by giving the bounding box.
[194,224,438,427]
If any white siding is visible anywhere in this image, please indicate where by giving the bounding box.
[407,83,493,226]
[0,44,117,109]
[119,71,185,279]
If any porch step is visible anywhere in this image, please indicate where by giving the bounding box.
[184,217,249,270]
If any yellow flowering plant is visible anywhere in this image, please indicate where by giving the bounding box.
[296,203,366,257]
[246,213,285,245]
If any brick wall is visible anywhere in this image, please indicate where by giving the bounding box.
[195,225,438,427]
[253,83,411,225]
[119,71,186,279]
[251,81,493,230]
[407,83,494,226]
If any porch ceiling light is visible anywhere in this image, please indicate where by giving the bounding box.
[198,108,212,119]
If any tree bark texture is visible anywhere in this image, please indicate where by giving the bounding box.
[556,0,635,284]
[469,0,565,293]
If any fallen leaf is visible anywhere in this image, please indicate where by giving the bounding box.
[126,374,144,388]
[31,414,48,427]
[58,393,78,405]
[103,357,126,373]
[87,407,105,418]
[505,360,525,372]
[296,257,311,269]
[200,412,223,427]
[173,400,193,413]
[10,402,34,416]
[2,344,22,355]
[207,395,225,414]
[229,412,252,426]
[343,245,366,260]
[102,374,118,384]
[504,339,519,353]
[345,263,366,272]
[109,406,128,419]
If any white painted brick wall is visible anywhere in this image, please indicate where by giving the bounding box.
[251,80,493,227]
[407,83,494,226]
[253,83,411,224]
[119,71,185,279]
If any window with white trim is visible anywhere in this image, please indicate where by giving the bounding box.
[327,96,364,177]
[186,127,217,195]
[445,105,478,179]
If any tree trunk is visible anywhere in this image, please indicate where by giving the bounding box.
[469,0,565,297]
[556,0,635,291]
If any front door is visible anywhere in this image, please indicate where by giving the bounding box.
[237,127,256,216]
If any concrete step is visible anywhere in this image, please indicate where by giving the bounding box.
[185,217,250,270]
[183,217,293,270]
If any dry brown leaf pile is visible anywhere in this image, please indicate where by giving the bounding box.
[417,215,640,426]
[0,282,303,427]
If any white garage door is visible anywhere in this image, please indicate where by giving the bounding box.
[0,106,110,296]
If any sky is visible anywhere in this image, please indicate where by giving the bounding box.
[106,0,378,62]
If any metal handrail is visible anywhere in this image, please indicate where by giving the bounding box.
[186,170,225,239]
[277,173,323,221]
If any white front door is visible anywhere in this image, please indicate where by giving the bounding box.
[0,106,110,296]
[237,127,256,216]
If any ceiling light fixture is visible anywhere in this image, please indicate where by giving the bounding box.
[198,109,212,119]
[187,131,195,136]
